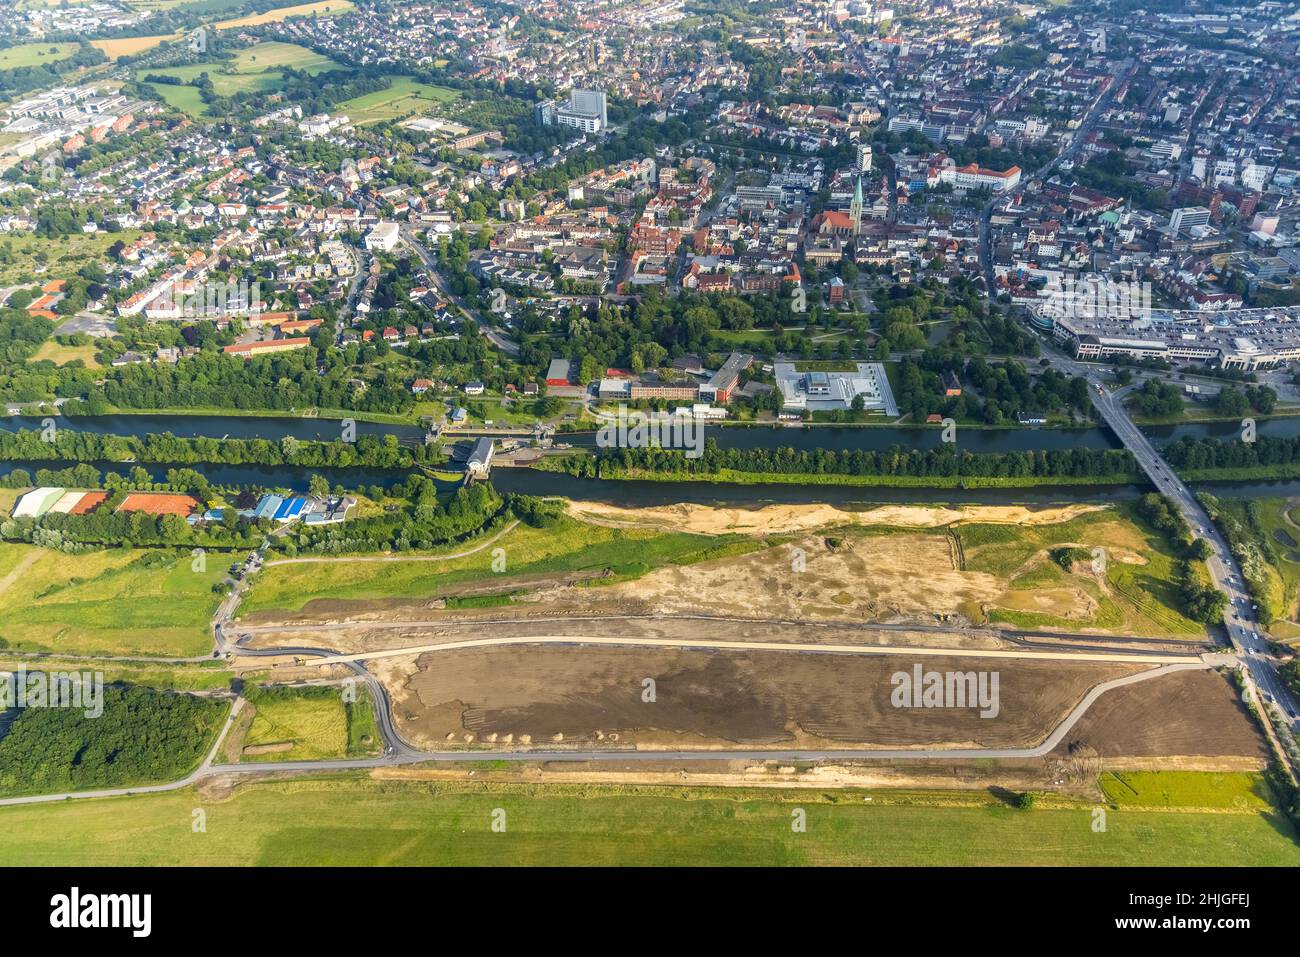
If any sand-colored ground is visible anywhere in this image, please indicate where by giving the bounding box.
[568,500,1104,537]
[571,532,1003,623]
[91,34,180,59]
[368,760,1072,795]
[241,612,1016,662]
[242,532,1007,636]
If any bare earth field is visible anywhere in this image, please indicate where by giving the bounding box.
[1051,668,1269,763]
[242,531,1002,631]
[379,647,1140,752]
[230,499,1257,778]
[241,502,1201,640]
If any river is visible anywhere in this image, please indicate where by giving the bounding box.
[8,410,1300,450]
[3,411,1298,504]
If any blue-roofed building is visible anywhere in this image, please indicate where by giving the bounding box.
[273,496,308,522]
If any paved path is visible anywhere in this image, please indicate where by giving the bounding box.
[259,631,1207,667]
[0,662,1206,808]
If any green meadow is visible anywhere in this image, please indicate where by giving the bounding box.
[0,543,225,657]
[0,776,1295,865]
[239,516,759,614]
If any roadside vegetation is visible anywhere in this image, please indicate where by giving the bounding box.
[1199,495,1300,638]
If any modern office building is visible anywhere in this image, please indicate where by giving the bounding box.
[538,88,609,133]
[1169,206,1211,236]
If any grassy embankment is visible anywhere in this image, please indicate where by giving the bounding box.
[547,459,1143,488]
[239,514,762,615]
[955,504,1207,636]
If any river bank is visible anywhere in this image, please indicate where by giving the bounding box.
[580,465,1145,489]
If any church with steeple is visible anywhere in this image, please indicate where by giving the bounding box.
[849,175,864,236]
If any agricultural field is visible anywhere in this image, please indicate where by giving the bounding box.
[240,685,350,762]
[145,82,209,117]
[91,35,181,61]
[214,0,355,29]
[1099,771,1279,811]
[239,514,757,615]
[223,40,341,73]
[0,776,1296,865]
[337,77,459,126]
[0,542,226,657]
[93,2,356,60]
[389,644,1140,751]
[0,42,79,70]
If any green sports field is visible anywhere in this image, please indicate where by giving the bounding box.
[0,775,1295,866]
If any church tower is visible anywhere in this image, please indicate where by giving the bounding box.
[850,175,864,236]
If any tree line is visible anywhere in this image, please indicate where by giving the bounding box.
[572,440,1139,481]
[0,428,440,470]
[1163,435,1300,472]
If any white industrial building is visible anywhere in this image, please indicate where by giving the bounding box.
[774,363,898,415]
